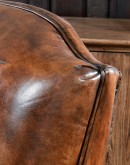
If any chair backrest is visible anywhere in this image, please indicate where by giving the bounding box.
[0,1,121,165]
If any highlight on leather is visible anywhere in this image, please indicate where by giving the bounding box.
[0,1,121,165]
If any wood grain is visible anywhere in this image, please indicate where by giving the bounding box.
[66,17,130,165]
[92,52,130,165]
[51,0,87,16]
[109,0,130,18]
[0,1,121,164]
[87,0,108,17]
[66,17,130,52]
[29,0,50,10]
[5,0,130,18]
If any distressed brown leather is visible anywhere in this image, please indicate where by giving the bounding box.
[0,1,121,165]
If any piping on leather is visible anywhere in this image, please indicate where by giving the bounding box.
[0,1,103,70]
[0,2,121,164]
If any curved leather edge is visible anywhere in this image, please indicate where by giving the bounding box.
[0,0,102,69]
[82,67,121,165]
[0,1,122,165]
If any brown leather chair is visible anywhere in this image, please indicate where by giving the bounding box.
[0,1,121,165]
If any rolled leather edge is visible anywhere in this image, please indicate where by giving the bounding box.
[0,1,122,164]
[82,67,121,165]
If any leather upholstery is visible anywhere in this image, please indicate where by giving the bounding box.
[0,1,121,165]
